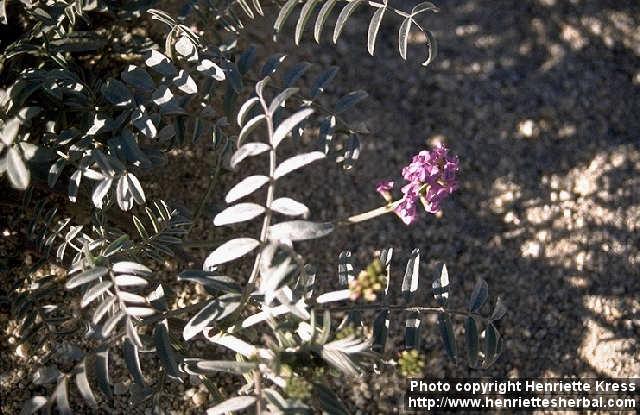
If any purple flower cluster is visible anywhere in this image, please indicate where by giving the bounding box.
[376,144,459,225]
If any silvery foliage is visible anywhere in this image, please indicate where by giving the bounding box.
[183,98,507,409]
[1,0,155,194]
[0,1,229,206]
[13,195,190,413]
[273,0,439,66]
[1,1,507,413]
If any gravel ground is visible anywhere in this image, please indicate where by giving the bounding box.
[2,0,639,413]
[264,0,640,383]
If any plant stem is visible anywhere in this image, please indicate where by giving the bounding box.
[253,370,262,415]
[181,239,221,248]
[106,268,130,325]
[316,303,488,323]
[336,201,399,226]
[140,301,206,325]
[235,83,277,318]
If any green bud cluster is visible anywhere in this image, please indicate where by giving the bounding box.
[349,258,387,301]
[335,324,366,340]
[279,363,316,400]
[398,349,426,378]
[284,375,313,400]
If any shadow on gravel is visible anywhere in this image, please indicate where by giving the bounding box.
[153,0,639,386]
[282,0,640,382]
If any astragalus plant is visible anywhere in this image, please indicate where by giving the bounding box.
[1,1,506,413]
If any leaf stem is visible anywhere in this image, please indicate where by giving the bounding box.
[235,81,277,318]
[316,303,489,323]
[140,300,206,325]
[244,75,366,136]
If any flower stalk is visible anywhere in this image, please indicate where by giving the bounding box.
[337,202,399,226]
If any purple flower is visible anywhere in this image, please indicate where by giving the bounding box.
[394,193,418,225]
[443,160,458,182]
[376,180,394,193]
[422,184,451,213]
[376,143,459,225]
[376,180,394,202]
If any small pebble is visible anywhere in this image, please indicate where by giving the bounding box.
[15,344,28,359]
[192,391,208,406]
